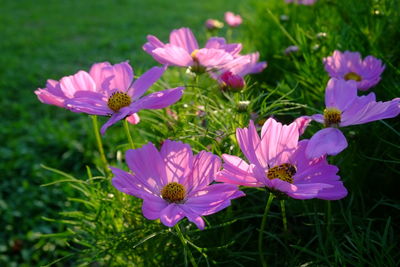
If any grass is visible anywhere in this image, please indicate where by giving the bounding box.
[1,0,400,266]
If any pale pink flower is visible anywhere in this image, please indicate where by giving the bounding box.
[216,118,347,200]
[35,62,141,125]
[306,78,400,158]
[111,140,244,229]
[225,11,242,27]
[143,28,241,73]
[323,50,385,90]
[36,61,184,134]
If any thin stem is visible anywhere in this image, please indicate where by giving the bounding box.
[258,192,275,267]
[91,116,110,176]
[123,120,135,149]
[174,224,198,267]
[326,201,332,233]
[280,200,288,234]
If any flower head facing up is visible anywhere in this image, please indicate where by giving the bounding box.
[111,140,244,229]
[216,118,348,200]
[143,28,241,73]
[224,11,242,27]
[36,61,184,134]
[323,50,385,90]
[306,78,400,158]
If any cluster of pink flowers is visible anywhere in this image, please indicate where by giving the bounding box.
[35,11,400,231]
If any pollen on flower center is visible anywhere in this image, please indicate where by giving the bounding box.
[107,92,131,112]
[267,163,297,184]
[161,182,186,203]
[344,72,362,82]
[324,107,342,127]
[190,49,199,60]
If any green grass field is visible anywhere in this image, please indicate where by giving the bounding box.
[1,0,399,266]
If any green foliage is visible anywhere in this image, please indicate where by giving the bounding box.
[1,0,400,266]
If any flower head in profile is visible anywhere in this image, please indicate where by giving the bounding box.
[216,118,347,200]
[111,140,244,229]
[36,61,184,134]
[213,52,267,91]
[224,11,242,27]
[306,78,400,158]
[143,28,241,73]
[285,0,317,5]
[205,19,224,30]
[323,50,385,90]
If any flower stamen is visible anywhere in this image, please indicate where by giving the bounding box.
[324,108,342,127]
[161,182,186,203]
[267,163,297,184]
[344,72,362,82]
[107,92,131,112]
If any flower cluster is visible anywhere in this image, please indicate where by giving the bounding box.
[35,9,399,234]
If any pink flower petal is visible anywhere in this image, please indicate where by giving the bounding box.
[306,127,348,158]
[126,113,140,125]
[60,70,97,98]
[183,151,221,196]
[152,45,193,66]
[236,120,267,169]
[143,35,165,54]
[216,154,264,187]
[169,27,199,54]
[124,142,167,194]
[130,66,166,100]
[325,78,357,111]
[160,140,194,185]
[159,204,185,227]
[142,195,168,220]
[260,118,299,167]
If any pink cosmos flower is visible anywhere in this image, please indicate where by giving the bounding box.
[35,62,140,125]
[224,11,242,27]
[205,19,224,30]
[323,50,385,90]
[285,0,317,5]
[143,28,240,73]
[213,52,267,90]
[37,61,184,134]
[216,118,347,200]
[306,78,400,158]
[111,140,245,229]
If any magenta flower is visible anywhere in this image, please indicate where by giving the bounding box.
[35,62,143,126]
[285,0,317,5]
[212,52,267,90]
[306,78,400,158]
[224,11,242,27]
[111,140,244,229]
[220,71,245,91]
[143,28,240,73]
[216,118,347,200]
[36,61,184,134]
[323,50,385,90]
[205,19,224,30]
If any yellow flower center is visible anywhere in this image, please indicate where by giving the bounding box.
[161,182,186,203]
[324,107,342,127]
[266,163,297,184]
[107,92,131,112]
[190,49,199,60]
[344,72,362,82]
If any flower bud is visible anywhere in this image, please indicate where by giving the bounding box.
[220,71,245,91]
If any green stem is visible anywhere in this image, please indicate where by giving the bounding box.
[258,192,274,267]
[175,225,198,267]
[91,116,110,176]
[123,120,135,149]
[280,200,288,234]
[326,201,332,233]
